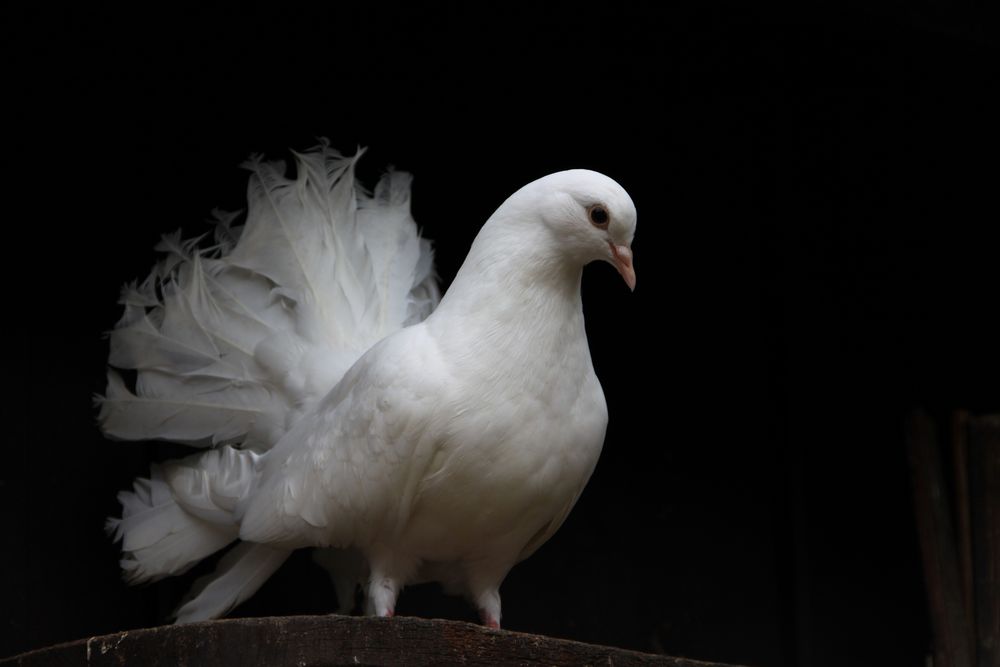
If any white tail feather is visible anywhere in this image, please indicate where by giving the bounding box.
[98,141,437,449]
[163,447,262,524]
[173,543,291,623]
[107,465,238,583]
[102,141,437,619]
[98,370,283,446]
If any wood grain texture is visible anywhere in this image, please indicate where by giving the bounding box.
[968,416,999,667]
[906,411,974,667]
[1,615,744,667]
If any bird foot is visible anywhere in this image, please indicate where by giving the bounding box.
[479,610,500,629]
[474,588,502,629]
[369,573,400,619]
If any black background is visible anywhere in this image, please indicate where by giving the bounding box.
[6,3,997,666]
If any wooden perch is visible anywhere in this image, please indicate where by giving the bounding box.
[1,615,745,667]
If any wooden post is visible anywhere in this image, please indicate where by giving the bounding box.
[968,416,1000,667]
[952,410,976,631]
[906,411,975,667]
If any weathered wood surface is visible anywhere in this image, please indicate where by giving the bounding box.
[906,411,975,667]
[1,615,743,667]
[908,411,1000,667]
[968,416,999,667]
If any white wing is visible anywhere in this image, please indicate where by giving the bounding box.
[237,324,448,550]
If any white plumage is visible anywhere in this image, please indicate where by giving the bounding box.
[100,141,636,627]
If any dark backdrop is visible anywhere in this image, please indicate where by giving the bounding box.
[6,3,996,666]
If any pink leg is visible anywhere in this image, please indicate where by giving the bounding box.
[479,608,500,629]
[366,554,417,619]
[368,574,399,618]
[475,589,502,629]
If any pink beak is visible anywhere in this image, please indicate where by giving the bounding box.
[608,242,635,291]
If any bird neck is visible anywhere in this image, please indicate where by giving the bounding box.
[433,215,584,321]
[427,216,589,366]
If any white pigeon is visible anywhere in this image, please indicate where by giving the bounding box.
[100,141,636,628]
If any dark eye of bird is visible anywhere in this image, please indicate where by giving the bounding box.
[588,205,609,228]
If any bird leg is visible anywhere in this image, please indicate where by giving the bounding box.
[475,589,502,629]
[367,574,400,618]
[365,553,419,619]
[466,558,509,629]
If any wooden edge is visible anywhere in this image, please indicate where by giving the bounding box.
[1,615,749,667]
[905,410,974,667]
[952,409,975,629]
[968,415,1000,667]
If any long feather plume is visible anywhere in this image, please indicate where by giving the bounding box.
[101,141,440,618]
[98,141,439,450]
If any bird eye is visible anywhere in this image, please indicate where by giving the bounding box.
[588,204,610,228]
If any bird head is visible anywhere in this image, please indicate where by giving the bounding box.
[510,169,637,291]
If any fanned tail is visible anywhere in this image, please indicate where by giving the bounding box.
[98,140,438,449]
[101,141,439,619]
